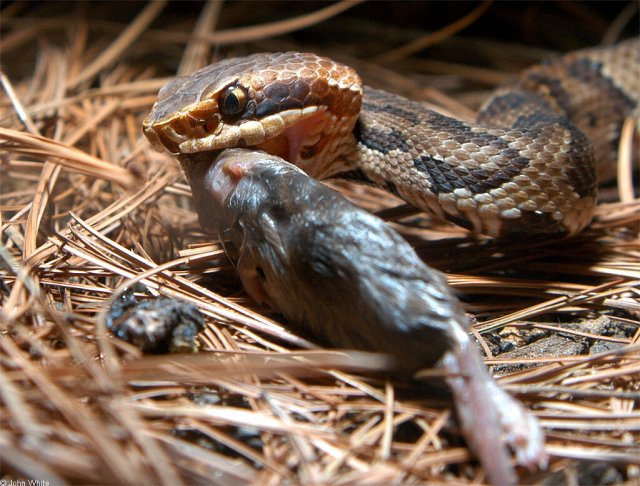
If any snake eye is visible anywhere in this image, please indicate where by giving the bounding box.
[219,84,248,117]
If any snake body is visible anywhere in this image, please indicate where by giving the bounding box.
[144,39,639,238]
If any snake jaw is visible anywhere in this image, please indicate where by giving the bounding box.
[175,105,324,156]
[172,104,354,181]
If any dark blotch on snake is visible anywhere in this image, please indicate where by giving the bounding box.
[239,99,257,120]
[281,97,304,110]
[255,98,280,118]
[570,58,635,107]
[568,57,637,150]
[264,82,290,102]
[527,73,574,114]
[361,97,421,125]
[513,111,563,129]
[356,122,410,154]
[290,80,311,101]
[412,153,531,196]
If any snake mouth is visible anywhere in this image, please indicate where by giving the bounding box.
[256,110,330,165]
[146,103,336,177]
[171,106,329,164]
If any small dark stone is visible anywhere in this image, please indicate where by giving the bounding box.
[106,289,205,353]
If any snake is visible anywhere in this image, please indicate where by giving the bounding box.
[142,41,637,484]
[143,39,638,239]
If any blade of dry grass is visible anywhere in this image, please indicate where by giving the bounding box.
[198,0,365,46]
[0,127,136,187]
[177,0,223,75]
[69,1,168,88]
[374,1,493,63]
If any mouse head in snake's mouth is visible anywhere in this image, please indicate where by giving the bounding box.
[143,52,363,178]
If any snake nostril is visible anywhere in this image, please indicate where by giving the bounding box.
[204,118,220,133]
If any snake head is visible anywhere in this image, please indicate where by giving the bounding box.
[143,52,362,178]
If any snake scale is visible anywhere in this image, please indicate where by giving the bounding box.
[144,38,638,238]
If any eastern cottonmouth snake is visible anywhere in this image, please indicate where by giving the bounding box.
[144,39,638,238]
[142,40,639,484]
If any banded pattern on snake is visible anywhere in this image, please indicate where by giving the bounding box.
[144,39,639,238]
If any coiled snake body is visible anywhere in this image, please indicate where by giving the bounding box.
[144,39,639,238]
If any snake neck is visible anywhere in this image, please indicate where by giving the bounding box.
[340,86,599,238]
[334,40,638,238]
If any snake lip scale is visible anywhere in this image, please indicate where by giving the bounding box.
[144,39,638,238]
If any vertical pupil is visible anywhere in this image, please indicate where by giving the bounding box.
[224,91,239,113]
